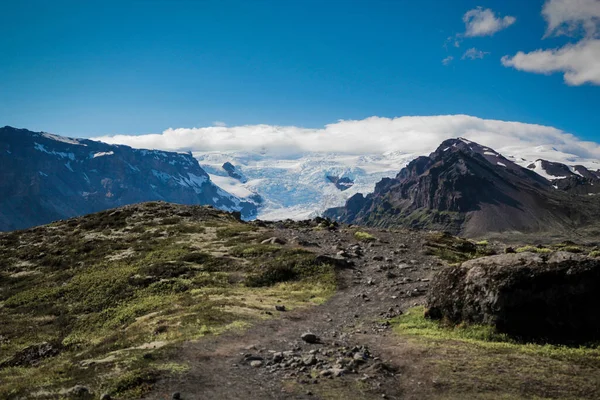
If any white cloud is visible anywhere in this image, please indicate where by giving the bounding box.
[542,0,600,38]
[502,38,600,85]
[503,0,600,85]
[212,121,227,127]
[463,7,516,37]
[442,56,454,66]
[462,48,490,60]
[93,115,600,165]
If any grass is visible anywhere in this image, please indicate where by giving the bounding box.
[0,203,337,399]
[354,231,377,242]
[515,245,553,254]
[392,307,600,399]
[423,232,495,264]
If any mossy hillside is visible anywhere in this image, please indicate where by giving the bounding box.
[0,202,337,399]
[392,307,600,399]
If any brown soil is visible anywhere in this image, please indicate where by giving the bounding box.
[148,225,439,400]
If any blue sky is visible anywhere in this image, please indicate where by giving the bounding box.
[1,0,598,140]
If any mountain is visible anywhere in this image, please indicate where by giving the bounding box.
[0,126,258,231]
[526,159,600,195]
[193,143,600,222]
[324,138,600,237]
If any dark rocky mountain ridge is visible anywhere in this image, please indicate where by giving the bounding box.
[526,159,600,195]
[324,138,600,237]
[0,126,258,231]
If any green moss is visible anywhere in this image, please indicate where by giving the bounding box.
[515,245,552,254]
[392,307,600,399]
[354,231,376,241]
[216,224,257,239]
[0,209,337,398]
[423,232,494,264]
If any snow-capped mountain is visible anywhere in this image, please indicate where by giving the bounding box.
[194,140,600,220]
[324,138,600,237]
[0,126,258,231]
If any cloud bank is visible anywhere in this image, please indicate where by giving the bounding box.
[543,0,600,38]
[502,39,600,85]
[94,115,600,165]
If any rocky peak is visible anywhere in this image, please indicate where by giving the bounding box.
[325,138,599,236]
[0,127,258,231]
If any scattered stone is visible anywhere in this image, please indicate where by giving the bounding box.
[275,305,286,312]
[100,394,111,400]
[302,355,317,366]
[250,360,264,368]
[172,392,181,400]
[64,385,90,397]
[0,342,60,368]
[301,333,320,344]
[261,237,286,245]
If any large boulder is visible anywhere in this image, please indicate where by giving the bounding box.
[426,252,600,343]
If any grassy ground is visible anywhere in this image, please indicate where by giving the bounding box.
[392,307,600,399]
[0,203,336,399]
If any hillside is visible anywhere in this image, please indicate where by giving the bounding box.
[1,203,600,399]
[0,126,258,231]
[324,138,600,237]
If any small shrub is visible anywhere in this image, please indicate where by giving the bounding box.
[216,224,256,239]
[354,231,376,242]
[516,245,552,254]
[589,250,600,258]
[562,246,583,254]
[476,240,489,246]
[161,216,182,225]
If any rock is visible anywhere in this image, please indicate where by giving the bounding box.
[427,252,600,342]
[301,333,320,344]
[261,237,286,245]
[332,367,348,377]
[250,360,264,368]
[302,355,317,366]
[100,394,111,400]
[65,385,90,397]
[172,392,181,400]
[0,341,60,368]
[275,305,286,312]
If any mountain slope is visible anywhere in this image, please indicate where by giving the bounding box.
[324,138,600,236]
[0,126,257,231]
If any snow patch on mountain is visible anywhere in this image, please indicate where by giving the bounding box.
[195,151,414,220]
[93,151,114,158]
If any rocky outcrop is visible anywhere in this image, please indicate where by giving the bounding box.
[222,162,247,183]
[0,126,258,231]
[326,175,354,191]
[426,252,600,343]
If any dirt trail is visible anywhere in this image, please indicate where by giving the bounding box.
[148,227,440,400]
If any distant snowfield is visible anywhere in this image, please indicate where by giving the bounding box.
[93,115,600,220]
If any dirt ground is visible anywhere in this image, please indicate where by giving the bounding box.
[148,225,440,400]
